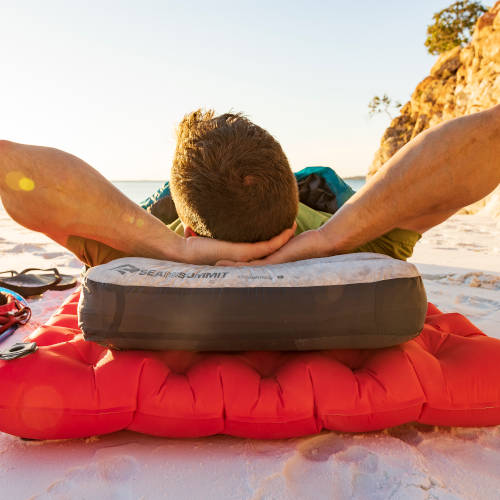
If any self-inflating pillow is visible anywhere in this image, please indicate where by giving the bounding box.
[78,253,427,351]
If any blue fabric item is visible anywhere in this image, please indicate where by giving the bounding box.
[0,287,28,305]
[294,166,355,208]
[139,166,355,210]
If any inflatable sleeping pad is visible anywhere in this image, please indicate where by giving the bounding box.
[78,254,427,351]
[0,291,500,439]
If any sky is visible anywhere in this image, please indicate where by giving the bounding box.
[0,0,455,180]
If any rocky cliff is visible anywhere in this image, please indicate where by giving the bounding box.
[369,1,500,215]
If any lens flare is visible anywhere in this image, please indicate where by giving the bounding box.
[19,177,35,191]
[122,213,135,224]
[5,171,35,191]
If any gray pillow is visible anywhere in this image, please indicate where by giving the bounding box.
[78,253,427,351]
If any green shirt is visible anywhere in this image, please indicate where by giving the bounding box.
[67,202,421,267]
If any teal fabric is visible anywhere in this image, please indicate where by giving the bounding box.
[140,181,171,210]
[140,166,355,211]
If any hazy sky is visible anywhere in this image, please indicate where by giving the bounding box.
[1,1,453,179]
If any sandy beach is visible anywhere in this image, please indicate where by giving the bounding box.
[0,203,499,500]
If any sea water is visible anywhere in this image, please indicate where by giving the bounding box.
[113,177,366,204]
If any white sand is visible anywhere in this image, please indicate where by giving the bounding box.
[0,204,499,500]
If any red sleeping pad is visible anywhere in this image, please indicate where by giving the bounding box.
[0,290,499,440]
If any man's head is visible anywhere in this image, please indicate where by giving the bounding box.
[170,110,298,243]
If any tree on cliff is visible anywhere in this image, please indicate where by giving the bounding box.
[368,94,402,120]
[425,0,489,55]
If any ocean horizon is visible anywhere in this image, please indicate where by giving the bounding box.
[113,177,366,204]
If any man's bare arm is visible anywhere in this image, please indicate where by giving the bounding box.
[0,141,189,259]
[0,141,294,265]
[353,104,500,236]
[222,105,500,265]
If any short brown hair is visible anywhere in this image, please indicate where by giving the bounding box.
[170,110,298,242]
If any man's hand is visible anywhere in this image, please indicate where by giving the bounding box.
[184,223,297,265]
[215,227,331,266]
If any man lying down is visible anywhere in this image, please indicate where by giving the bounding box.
[0,105,499,269]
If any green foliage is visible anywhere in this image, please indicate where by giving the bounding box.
[425,0,489,55]
[368,94,402,120]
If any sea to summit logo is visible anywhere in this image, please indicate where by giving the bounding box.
[110,264,141,275]
[110,263,229,280]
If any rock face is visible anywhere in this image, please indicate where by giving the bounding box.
[369,2,500,215]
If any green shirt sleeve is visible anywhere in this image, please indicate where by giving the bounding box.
[295,202,421,261]
[354,228,421,261]
[66,236,128,268]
